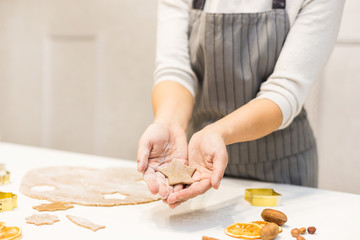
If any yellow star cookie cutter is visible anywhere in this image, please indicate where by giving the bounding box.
[245,188,281,207]
[0,192,17,212]
[0,163,10,185]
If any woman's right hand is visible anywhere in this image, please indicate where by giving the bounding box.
[166,125,228,208]
[137,122,188,199]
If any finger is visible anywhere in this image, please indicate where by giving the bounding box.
[168,201,184,209]
[156,172,172,199]
[143,167,159,194]
[167,179,211,204]
[137,139,150,173]
[173,184,183,193]
[211,149,228,189]
[169,185,190,207]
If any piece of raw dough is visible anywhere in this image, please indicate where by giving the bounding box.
[33,202,74,212]
[26,214,59,226]
[20,166,160,206]
[66,215,105,231]
[158,159,196,185]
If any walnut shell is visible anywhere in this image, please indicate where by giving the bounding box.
[260,223,279,240]
[261,209,288,226]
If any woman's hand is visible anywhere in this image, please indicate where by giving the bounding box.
[137,122,188,199]
[166,125,228,208]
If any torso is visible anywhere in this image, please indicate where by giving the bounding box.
[187,0,318,187]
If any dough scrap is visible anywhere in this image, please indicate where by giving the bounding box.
[26,214,59,226]
[20,166,160,206]
[66,215,105,231]
[158,159,196,185]
[33,202,74,212]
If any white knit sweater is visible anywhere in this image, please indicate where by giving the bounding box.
[153,0,344,129]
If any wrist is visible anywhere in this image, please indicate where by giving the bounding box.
[154,117,187,131]
[204,122,233,145]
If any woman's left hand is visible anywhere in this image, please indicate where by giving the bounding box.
[166,126,228,208]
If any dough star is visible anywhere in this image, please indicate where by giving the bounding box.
[158,159,196,186]
[26,214,60,226]
[33,202,74,212]
[66,215,105,232]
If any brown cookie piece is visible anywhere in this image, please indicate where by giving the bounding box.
[26,214,59,226]
[158,159,196,185]
[33,202,74,212]
[66,215,105,231]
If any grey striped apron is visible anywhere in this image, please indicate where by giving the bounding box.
[188,0,318,187]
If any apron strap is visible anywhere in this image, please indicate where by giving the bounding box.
[193,0,206,10]
[272,0,286,9]
[193,0,286,10]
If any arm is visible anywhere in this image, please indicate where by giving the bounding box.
[208,98,282,145]
[210,0,345,143]
[137,82,194,200]
[212,0,345,143]
[257,0,345,129]
[152,81,194,131]
[151,0,196,129]
[154,0,197,97]
[137,0,196,200]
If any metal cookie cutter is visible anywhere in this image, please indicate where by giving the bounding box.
[245,188,281,207]
[0,163,10,185]
[0,192,17,212]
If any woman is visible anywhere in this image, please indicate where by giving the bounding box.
[137,0,344,208]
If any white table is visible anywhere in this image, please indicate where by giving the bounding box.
[1,142,359,240]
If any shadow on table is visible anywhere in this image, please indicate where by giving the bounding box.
[148,179,324,233]
[149,196,244,232]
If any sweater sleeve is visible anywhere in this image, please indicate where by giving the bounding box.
[255,0,345,129]
[153,0,198,97]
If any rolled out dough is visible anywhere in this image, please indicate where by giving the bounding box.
[20,166,160,206]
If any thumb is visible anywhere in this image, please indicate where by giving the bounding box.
[137,140,150,173]
[210,148,228,189]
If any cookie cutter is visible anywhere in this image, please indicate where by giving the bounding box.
[245,188,281,207]
[0,192,17,212]
[0,164,10,185]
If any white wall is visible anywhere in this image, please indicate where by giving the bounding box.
[0,0,157,160]
[0,0,359,194]
[305,0,360,194]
